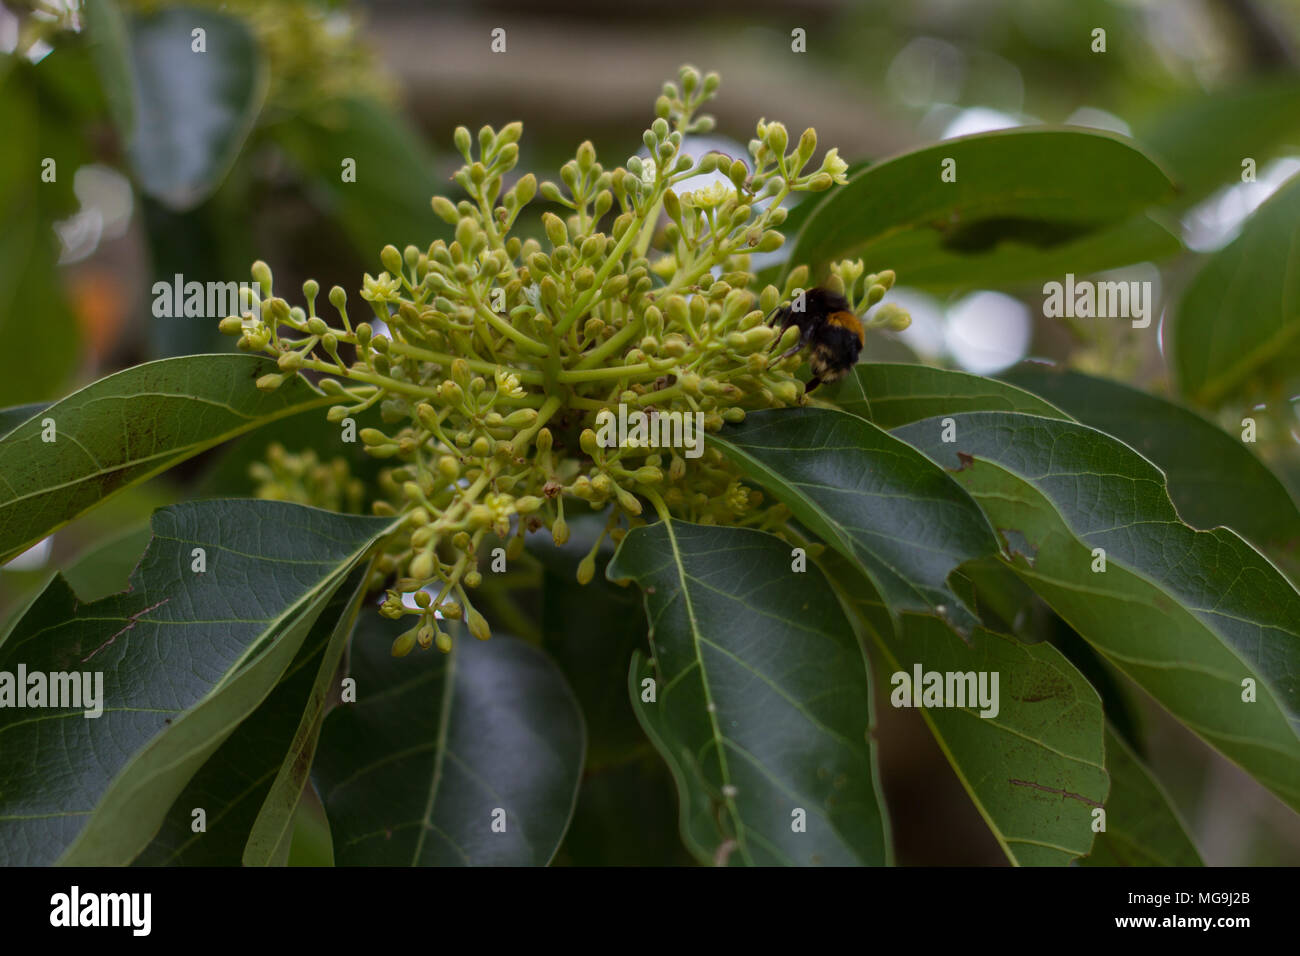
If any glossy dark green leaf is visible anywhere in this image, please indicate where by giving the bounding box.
[1003,363,1300,555]
[124,7,267,209]
[712,407,998,623]
[828,558,1108,866]
[0,356,333,564]
[823,362,1068,429]
[1082,729,1203,867]
[135,567,370,866]
[535,513,647,768]
[0,500,394,865]
[1172,171,1300,406]
[895,412,1300,811]
[787,129,1179,291]
[313,617,585,866]
[608,519,890,866]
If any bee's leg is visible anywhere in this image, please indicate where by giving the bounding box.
[804,374,824,393]
[772,339,805,362]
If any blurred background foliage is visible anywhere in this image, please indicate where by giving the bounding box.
[3,0,1300,865]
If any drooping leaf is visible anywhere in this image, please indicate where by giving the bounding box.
[1082,728,1203,867]
[123,7,267,210]
[711,407,998,624]
[0,356,333,564]
[312,617,585,866]
[1003,363,1300,555]
[1172,171,1300,406]
[825,553,1108,866]
[135,566,370,866]
[607,519,890,866]
[786,129,1179,291]
[894,411,1300,811]
[0,500,394,865]
[821,362,1068,429]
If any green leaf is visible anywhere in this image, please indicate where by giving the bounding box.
[825,553,1108,866]
[62,522,152,603]
[1002,363,1300,555]
[894,412,1300,811]
[1172,171,1300,406]
[134,566,371,866]
[607,519,890,866]
[84,0,136,137]
[0,84,81,407]
[0,500,394,865]
[822,362,1068,429]
[711,407,998,623]
[0,402,51,441]
[1082,728,1203,867]
[535,514,647,767]
[0,355,333,565]
[124,7,267,210]
[312,617,585,866]
[786,129,1179,291]
[1136,80,1300,204]
[271,97,448,259]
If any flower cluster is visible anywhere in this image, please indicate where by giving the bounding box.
[223,66,909,656]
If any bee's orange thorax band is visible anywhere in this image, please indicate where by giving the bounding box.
[827,310,865,345]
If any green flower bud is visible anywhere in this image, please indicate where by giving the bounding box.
[416,625,435,650]
[728,158,748,188]
[579,428,601,457]
[552,515,569,546]
[464,569,483,588]
[515,495,543,514]
[536,427,553,453]
[875,302,911,331]
[219,316,244,335]
[415,590,433,609]
[576,554,596,585]
[410,551,434,581]
[380,244,403,276]
[391,629,417,658]
[467,607,491,641]
[256,373,285,392]
[431,196,459,224]
[359,428,388,446]
[251,260,272,293]
[439,456,461,480]
[513,173,537,205]
[543,212,568,248]
[277,351,303,371]
[764,121,789,157]
[307,316,328,336]
[453,125,472,159]
[806,172,834,191]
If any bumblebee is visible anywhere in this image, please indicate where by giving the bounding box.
[767,286,864,393]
